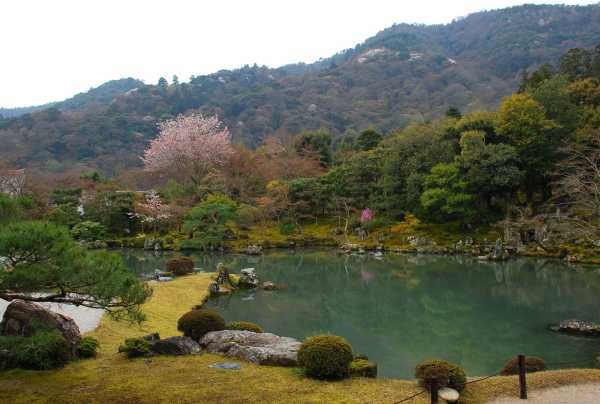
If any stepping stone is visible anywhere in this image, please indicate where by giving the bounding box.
[207,362,244,370]
[438,387,459,403]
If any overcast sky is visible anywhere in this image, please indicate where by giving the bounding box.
[1,0,598,109]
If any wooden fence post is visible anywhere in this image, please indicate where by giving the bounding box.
[430,376,438,404]
[518,354,527,399]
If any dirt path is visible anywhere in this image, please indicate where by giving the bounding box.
[487,383,600,403]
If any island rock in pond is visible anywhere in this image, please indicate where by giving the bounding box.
[551,319,600,336]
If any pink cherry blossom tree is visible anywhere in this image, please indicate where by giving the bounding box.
[360,207,375,237]
[128,190,172,237]
[141,114,235,186]
[360,207,374,226]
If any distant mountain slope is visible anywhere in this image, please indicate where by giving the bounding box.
[0,4,599,176]
[0,78,144,118]
[0,103,55,118]
[53,78,145,111]
[133,3,600,145]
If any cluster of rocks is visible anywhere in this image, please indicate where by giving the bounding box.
[341,244,366,254]
[209,264,280,296]
[239,245,262,255]
[143,237,163,250]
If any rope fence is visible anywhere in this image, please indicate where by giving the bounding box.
[391,352,599,403]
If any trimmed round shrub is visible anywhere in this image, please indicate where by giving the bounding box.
[78,336,101,358]
[177,309,226,341]
[166,257,195,276]
[118,337,152,358]
[297,334,355,380]
[500,356,547,376]
[226,321,264,333]
[414,360,467,391]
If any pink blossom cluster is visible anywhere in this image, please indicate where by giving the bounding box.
[360,207,374,225]
[141,114,235,184]
[128,190,171,224]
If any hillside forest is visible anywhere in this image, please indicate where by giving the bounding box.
[2,41,600,253]
[1,4,600,254]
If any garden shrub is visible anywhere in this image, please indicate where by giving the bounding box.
[297,334,354,380]
[77,336,101,358]
[499,356,547,376]
[236,206,255,230]
[414,360,467,391]
[279,218,295,235]
[164,236,174,244]
[165,257,195,276]
[8,332,72,370]
[70,221,107,241]
[118,337,152,358]
[225,321,264,333]
[177,309,226,341]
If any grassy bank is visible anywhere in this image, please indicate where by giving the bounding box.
[1,273,599,404]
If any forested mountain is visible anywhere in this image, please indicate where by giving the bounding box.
[1,4,599,177]
[0,78,143,118]
[53,78,144,111]
[0,103,55,118]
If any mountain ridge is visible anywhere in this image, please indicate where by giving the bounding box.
[1,3,599,176]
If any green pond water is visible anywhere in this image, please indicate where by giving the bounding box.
[119,248,600,380]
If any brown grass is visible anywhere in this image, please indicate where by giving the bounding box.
[1,273,598,404]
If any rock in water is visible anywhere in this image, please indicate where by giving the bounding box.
[261,281,280,290]
[199,330,300,366]
[238,268,259,288]
[246,245,262,255]
[0,299,82,358]
[490,238,509,260]
[438,387,460,403]
[143,237,155,249]
[551,319,600,336]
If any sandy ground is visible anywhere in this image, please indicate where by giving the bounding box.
[487,383,600,403]
[0,298,105,334]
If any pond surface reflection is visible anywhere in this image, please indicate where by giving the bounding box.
[119,248,600,380]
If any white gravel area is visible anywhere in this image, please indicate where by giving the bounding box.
[487,383,600,403]
[0,298,105,334]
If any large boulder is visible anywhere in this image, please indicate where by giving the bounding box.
[246,245,262,255]
[143,237,156,249]
[0,300,82,357]
[199,330,301,367]
[355,227,368,241]
[551,319,600,336]
[238,268,259,288]
[490,238,509,260]
[152,336,202,356]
